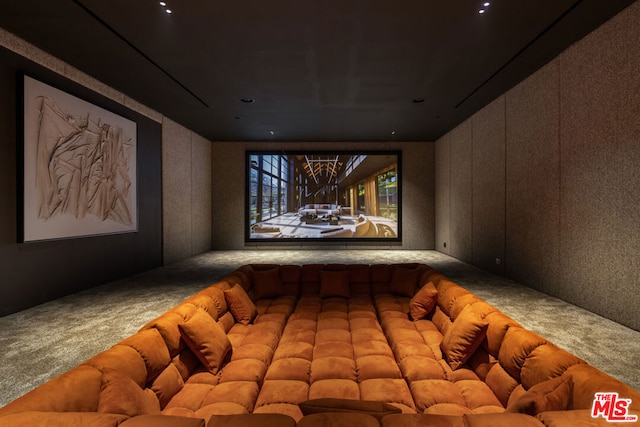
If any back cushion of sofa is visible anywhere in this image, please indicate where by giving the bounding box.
[300,264,323,295]
[0,365,103,415]
[183,295,220,321]
[388,265,424,297]
[228,265,254,291]
[482,311,521,358]
[519,343,584,390]
[280,265,302,296]
[141,310,190,357]
[347,264,371,296]
[566,364,640,411]
[497,327,547,383]
[84,345,151,388]
[370,264,393,294]
[118,329,172,385]
[194,286,228,318]
[435,280,471,318]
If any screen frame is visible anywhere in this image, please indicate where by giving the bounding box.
[244,150,402,243]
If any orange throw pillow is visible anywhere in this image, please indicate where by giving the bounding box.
[178,309,231,374]
[224,284,257,325]
[409,281,438,320]
[441,304,488,370]
[506,375,573,415]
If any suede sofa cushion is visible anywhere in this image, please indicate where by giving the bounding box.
[390,266,422,298]
[208,413,296,427]
[464,413,545,427]
[298,412,379,427]
[0,412,129,427]
[381,414,466,427]
[320,270,350,298]
[409,282,438,320]
[120,415,205,427]
[178,309,231,374]
[98,368,160,417]
[441,304,489,370]
[253,268,284,300]
[224,284,257,325]
[150,363,184,408]
[506,375,573,415]
[299,398,401,421]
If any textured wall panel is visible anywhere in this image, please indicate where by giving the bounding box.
[435,134,451,254]
[558,2,640,330]
[211,141,246,249]
[449,119,473,262]
[191,133,213,254]
[401,141,435,249]
[472,95,506,274]
[505,62,561,290]
[162,118,193,264]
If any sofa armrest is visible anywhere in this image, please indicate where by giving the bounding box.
[537,409,639,426]
[565,364,640,412]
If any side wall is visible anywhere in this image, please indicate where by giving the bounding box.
[0,30,212,316]
[435,2,640,331]
[162,118,212,264]
[212,141,434,250]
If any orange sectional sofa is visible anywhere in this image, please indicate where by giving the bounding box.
[1,263,638,427]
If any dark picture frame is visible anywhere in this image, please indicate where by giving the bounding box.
[20,74,138,242]
[245,150,401,242]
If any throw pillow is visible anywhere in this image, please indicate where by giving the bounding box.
[506,375,573,415]
[441,304,489,370]
[299,398,401,421]
[252,267,284,300]
[98,368,161,417]
[178,309,231,374]
[409,281,438,320]
[224,284,257,325]
[320,270,351,298]
[390,267,422,298]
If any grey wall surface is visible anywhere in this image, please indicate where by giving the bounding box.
[435,2,640,331]
[434,134,450,255]
[448,120,473,262]
[162,118,212,264]
[472,97,506,275]
[0,28,213,315]
[212,141,435,250]
[0,45,162,316]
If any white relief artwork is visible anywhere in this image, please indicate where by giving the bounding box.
[23,76,137,241]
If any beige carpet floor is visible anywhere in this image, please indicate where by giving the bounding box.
[1,249,638,407]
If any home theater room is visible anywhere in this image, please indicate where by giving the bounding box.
[0,1,639,426]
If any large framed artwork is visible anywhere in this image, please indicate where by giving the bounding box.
[21,75,138,242]
[246,150,401,242]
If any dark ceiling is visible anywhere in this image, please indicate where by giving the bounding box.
[0,0,634,142]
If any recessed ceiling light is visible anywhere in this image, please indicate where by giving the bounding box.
[240,98,255,103]
[159,1,166,6]
[479,9,485,14]
[165,9,172,14]
[391,131,396,135]
[412,98,425,103]
[269,130,275,135]
[484,2,490,6]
